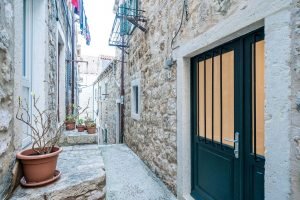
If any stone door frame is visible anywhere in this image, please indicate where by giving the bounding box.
[175,1,293,199]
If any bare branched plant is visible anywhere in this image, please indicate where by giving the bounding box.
[16,95,89,155]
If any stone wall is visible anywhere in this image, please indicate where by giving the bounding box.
[0,0,72,198]
[0,0,20,198]
[122,0,243,193]
[290,0,300,199]
[95,62,120,144]
[48,0,71,122]
[48,0,58,114]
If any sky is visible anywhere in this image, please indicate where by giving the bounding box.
[78,0,116,57]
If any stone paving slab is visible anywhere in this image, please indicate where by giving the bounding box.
[11,145,105,200]
[59,130,98,146]
[100,144,176,200]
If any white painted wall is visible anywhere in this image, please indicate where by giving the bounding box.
[78,56,101,118]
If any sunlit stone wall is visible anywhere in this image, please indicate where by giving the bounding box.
[123,0,242,193]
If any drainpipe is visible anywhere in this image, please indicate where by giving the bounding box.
[93,84,95,120]
[71,9,75,113]
[120,36,125,144]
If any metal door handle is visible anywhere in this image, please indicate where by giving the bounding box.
[224,138,238,143]
[224,132,239,159]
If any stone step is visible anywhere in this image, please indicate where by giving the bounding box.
[10,145,106,200]
[59,130,99,146]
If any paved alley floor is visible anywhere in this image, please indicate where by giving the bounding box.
[100,144,176,200]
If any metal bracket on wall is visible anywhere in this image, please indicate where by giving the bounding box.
[120,96,124,104]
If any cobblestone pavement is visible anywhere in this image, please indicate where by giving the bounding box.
[100,144,176,200]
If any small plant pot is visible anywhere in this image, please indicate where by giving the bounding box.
[16,147,62,186]
[77,125,85,132]
[84,121,93,130]
[87,127,96,134]
[65,121,75,130]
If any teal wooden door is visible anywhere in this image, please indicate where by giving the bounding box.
[191,28,265,200]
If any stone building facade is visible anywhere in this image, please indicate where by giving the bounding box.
[93,61,121,144]
[111,0,300,199]
[0,0,76,198]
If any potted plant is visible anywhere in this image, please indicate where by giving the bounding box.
[77,118,85,132]
[65,115,76,130]
[16,96,89,187]
[84,114,94,130]
[16,96,64,187]
[86,121,97,134]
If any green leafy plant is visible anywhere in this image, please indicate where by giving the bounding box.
[77,118,84,125]
[86,121,96,128]
[65,115,76,123]
[84,113,93,125]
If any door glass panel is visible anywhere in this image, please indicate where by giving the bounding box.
[213,55,221,143]
[205,58,213,141]
[222,51,235,147]
[198,61,205,137]
[252,40,265,156]
[197,52,234,147]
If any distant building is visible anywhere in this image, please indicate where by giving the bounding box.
[93,60,120,144]
[77,55,114,119]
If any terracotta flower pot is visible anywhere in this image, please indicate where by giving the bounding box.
[77,125,85,132]
[16,147,62,184]
[84,121,93,130]
[87,127,96,134]
[65,121,75,130]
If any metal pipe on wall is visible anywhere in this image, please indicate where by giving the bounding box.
[120,35,125,143]
[71,9,75,114]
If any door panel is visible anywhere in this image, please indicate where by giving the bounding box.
[197,145,233,200]
[244,31,265,200]
[193,44,240,200]
[221,51,235,147]
[198,61,205,138]
[191,28,265,200]
[213,55,221,143]
[205,58,213,141]
[252,40,265,156]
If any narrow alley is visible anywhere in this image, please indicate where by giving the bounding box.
[101,145,176,200]
[1,0,300,200]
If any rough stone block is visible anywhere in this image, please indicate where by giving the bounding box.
[59,130,98,146]
[11,145,106,200]
[0,110,12,132]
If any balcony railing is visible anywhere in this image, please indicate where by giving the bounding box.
[108,5,147,48]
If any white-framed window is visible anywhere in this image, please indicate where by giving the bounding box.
[22,0,33,148]
[131,78,141,120]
